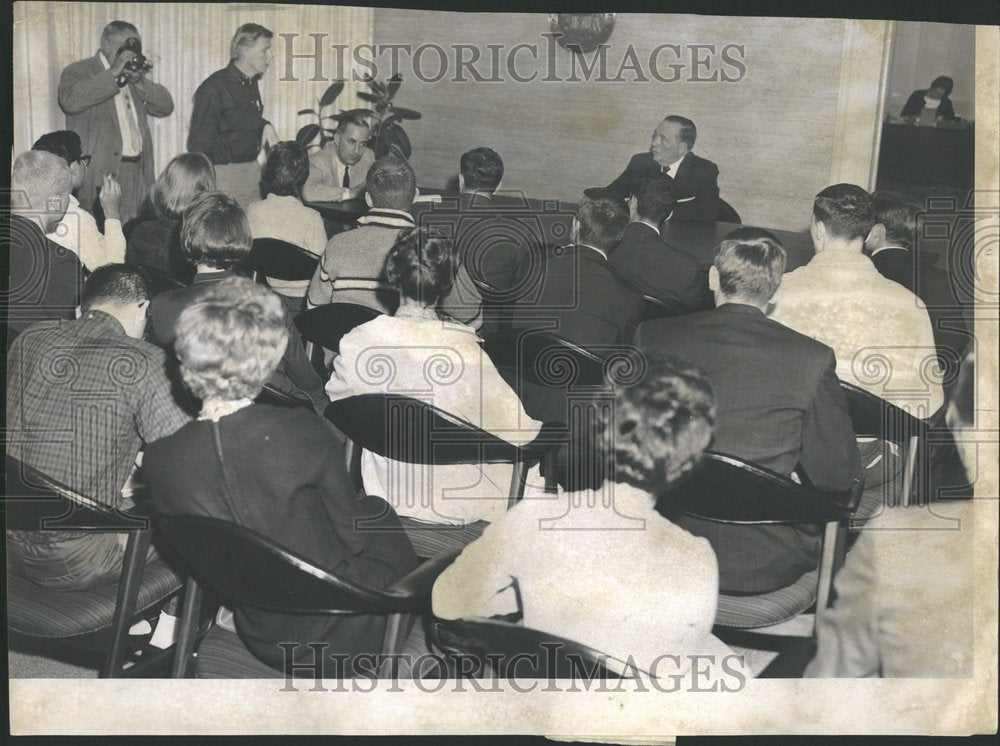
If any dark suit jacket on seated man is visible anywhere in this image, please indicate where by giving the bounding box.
[606,115,720,222]
[609,174,711,312]
[512,191,642,352]
[634,228,861,594]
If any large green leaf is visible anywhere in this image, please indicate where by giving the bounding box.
[369,78,387,96]
[378,122,411,159]
[296,124,321,146]
[297,108,318,117]
[387,74,403,100]
[357,91,380,103]
[331,108,375,122]
[319,80,345,108]
[392,106,422,121]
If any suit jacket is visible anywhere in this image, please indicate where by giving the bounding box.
[147,270,327,413]
[58,53,174,214]
[513,244,642,353]
[610,221,711,311]
[634,303,861,593]
[870,247,971,366]
[607,151,720,222]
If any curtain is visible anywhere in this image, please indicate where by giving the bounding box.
[13,2,374,176]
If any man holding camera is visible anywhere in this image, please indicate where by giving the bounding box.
[58,21,174,224]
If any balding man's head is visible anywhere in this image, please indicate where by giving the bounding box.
[11,151,72,232]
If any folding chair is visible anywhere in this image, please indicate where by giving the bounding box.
[249,238,320,286]
[159,515,460,677]
[137,263,188,295]
[293,302,382,376]
[5,458,181,677]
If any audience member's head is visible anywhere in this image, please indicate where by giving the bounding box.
[867,190,923,252]
[230,23,272,76]
[32,131,87,192]
[261,141,310,198]
[99,21,140,61]
[366,155,416,211]
[811,183,876,248]
[175,277,288,403]
[152,152,216,221]
[386,227,455,308]
[180,192,251,271]
[80,264,152,339]
[575,193,630,251]
[459,147,504,194]
[711,227,787,306]
[333,113,372,168]
[10,150,73,231]
[650,115,697,167]
[635,175,678,224]
[929,76,954,98]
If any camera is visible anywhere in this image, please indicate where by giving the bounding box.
[115,37,152,85]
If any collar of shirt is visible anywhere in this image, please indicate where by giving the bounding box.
[357,208,415,229]
[870,244,908,257]
[225,60,256,86]
[577,243,609,261]
[807,248,875,269]
[663,153,687,176]
[631,218,660,235]
[79,309,128,337]
[193,268,239,284]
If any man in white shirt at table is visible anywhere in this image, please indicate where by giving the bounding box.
[302,113,375,203]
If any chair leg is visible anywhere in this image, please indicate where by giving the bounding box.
[172,576,204,678]
[507,460,527,510]
[901,435,919,507]
[815,521,839,620]
[380,612,407,678]
[102,529,151,678]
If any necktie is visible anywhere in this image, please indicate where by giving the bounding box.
[122,89,142,155]
[342,165,350,188]
[661,165,671,176]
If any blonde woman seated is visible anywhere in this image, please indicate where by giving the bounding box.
[433,359,736,677]
[325,228,542,555]
[143,277,417,673]
[126,152,216,281]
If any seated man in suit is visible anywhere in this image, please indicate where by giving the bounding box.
[301,113,375,203]
[605,115,720,222]
[769,184,943,417]
[512,191,642,352]
[4,151,86,337]
[306,155,482,328]
[634,228,861,593]
[865,190,971,388]
[148,191,328,415]
[609,174,711,313]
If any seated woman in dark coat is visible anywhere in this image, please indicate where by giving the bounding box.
[125,152,216,281]
[899,75,957,123]
[142,277,417,672]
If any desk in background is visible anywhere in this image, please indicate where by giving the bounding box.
[877,122,975,191]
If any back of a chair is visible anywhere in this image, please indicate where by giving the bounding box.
[4,457,147,533]
[138,264,188,296]
[250,238,319,282]
[483,328,608,389]
[294,303,381,354]
[254,384,313,410]
[716,198,741,224]
[324,394,524,466]
[640,294,688,323]
[157,515,410,615]
[432,618,637,679]
[658,451,855,525]
[839,381,929,505]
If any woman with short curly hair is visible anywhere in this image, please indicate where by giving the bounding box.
[144,277,417,674]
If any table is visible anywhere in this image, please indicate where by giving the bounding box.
[661,221,816,272]
[877,122,975,190]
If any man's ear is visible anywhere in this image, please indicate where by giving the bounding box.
[458,173,465,193]
[74,305,82,319]
[865,222,884,251]
[708,265,720,292]
[364,192,373,207]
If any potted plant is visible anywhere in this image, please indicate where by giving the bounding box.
[295,74,422,159]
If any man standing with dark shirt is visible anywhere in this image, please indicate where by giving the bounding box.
[3,151,85,338]
[188,23,278,209]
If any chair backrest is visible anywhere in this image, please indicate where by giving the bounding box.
[157,514,418,614]
[640,293,688,323]
[138,263,188,295]
[4,457,147,532]
[716,198,741,224]
[249,238,320,282]
[294,303,382,355]
[839,382,929,443]
[254,383,313,410]
[324,394,525,466]
[657,451,857,524]
[432,618,640,679]
[483,327,609,389]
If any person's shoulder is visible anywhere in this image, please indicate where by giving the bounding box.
[194,67,230,92]
[61,54,100,76]
[686,152,719,173]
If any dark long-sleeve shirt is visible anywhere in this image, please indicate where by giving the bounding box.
[188,62,266,165]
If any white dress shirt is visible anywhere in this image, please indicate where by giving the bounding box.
[99,52,142,157]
